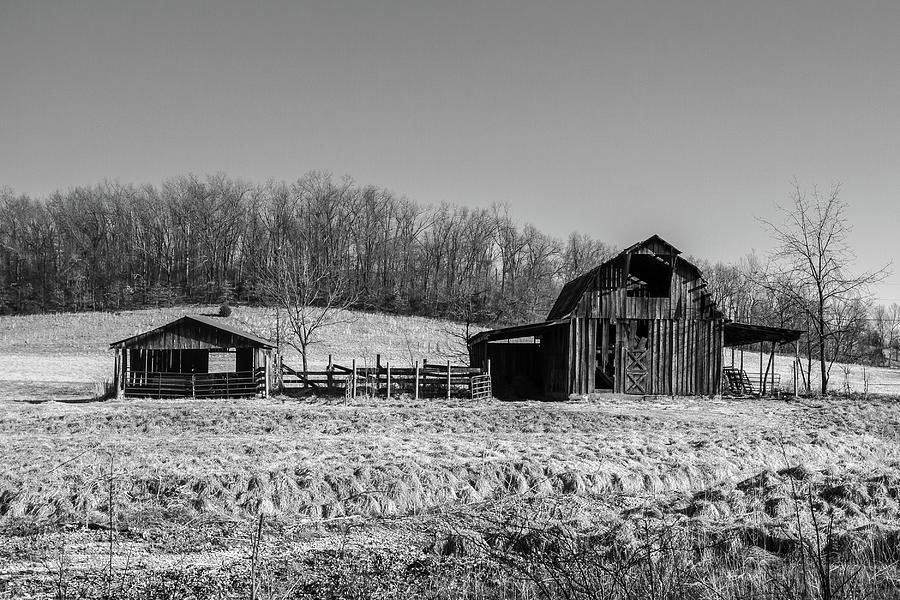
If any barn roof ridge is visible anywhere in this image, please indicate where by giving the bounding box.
[620,234,681,257]
[547,234,694,320]
[109,314,276,349]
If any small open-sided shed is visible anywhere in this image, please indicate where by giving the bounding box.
[469,235,802,399]
[109,315,276,399]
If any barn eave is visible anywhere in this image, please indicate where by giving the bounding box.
[109,315,276,349]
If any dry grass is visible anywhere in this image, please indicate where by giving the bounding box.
[2,307,900,597]
[1,394,898,526]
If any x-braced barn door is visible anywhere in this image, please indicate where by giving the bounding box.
[622,347,649,394]
[617,320,650,395]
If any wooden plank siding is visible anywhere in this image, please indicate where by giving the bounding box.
[468,235,727,399]
[112,315,276,399]
[541,325,570,399]
[115,323,261,350]
[560,247,725,396]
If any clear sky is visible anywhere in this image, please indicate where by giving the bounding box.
[2,1,899,302]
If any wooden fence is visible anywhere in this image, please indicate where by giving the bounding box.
[281,355,493,400]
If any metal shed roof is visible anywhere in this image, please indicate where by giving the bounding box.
[723,322,803,347]
[467,318,569,346]
[109,315,276,349]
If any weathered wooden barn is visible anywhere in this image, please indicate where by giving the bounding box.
[110,315,276,398]
[468,235,801,399]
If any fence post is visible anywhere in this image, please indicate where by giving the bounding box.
[386,362,391,400]
[351,359,357,399]
[327,354,333,390]
[191,374,195,399]
[446,359,451,401]
[376,354,381,396]
[414,361,420,401]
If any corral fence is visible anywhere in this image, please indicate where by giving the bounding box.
[281,355,493,400]
[124,369,267,399]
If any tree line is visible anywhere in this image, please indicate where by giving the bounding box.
[0,172,613,325]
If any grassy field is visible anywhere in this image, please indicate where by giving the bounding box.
[2,307,900,598]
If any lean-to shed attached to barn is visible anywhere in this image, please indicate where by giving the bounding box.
[109,315,276,398]
[468,235,801,399]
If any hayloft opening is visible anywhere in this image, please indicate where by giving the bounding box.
[626,254,673,298]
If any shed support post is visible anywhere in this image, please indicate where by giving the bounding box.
[386,362,391,400]
[414,361,420,400]
[351,359,357,399]
[794,342,799,398]
[759,345,763,395]
[264,352,271,399]
[115,349,124,399]
[113,349,119,395]
[770,342,776,395]
[276,353,283,393]
[446,359,451,400]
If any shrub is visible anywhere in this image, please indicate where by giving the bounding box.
[218,302,232,317]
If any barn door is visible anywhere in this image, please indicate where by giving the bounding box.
[619,320,650,395]
[622,347,649,394]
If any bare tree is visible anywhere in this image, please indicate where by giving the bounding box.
[260,243,359,376]
[872,302,900,367]
[760,181,889,394]
[889,303,900,367]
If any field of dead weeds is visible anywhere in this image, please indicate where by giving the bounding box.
[2,392,900,597]
[2,394,899,523]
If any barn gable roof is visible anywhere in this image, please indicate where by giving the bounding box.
[547,234,710,321]
[109,315,276,349]
[546,266,601,321]
[621,233,681,257]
